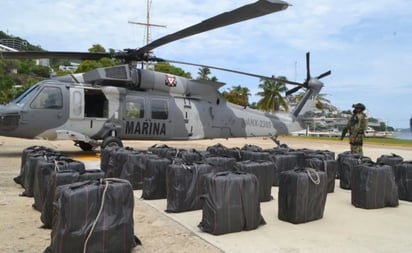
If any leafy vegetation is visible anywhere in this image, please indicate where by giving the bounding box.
[255,77,288,112]
[221,85,250,107]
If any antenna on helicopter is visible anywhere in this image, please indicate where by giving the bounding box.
[128,0,166,69]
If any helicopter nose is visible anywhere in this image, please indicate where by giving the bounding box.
[0,106,21,132]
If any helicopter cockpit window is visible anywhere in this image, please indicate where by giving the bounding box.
[151,99,168,120]
[30,87,62,109]
[126,97,144,119]
[13,84,40,107]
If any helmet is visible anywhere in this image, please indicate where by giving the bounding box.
[352,103,366,111]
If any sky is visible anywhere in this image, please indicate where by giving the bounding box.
[1,0,411,128]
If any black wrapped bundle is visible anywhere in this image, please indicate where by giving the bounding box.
[234,160,274,202]
[20,151,67,197]
[148,144,177,158]
[269,152,305,186]
[204,156,236,171]
[351,162,398,209]
[278,168,328,224]
[141,157,171,199]
[41,169,105,228]
[120,152,159,190]
[166,163,215,212]
[104,147,137,178]
[239,150,270,161]
[377,154,404,172]
[305,157,338,193]
[394,161,412,201]
[14,145,55,186]
[199,171,265,235]
[175,148,203,164]
[33,158,85,211]
[45,179,139,253]
[338,154,371,190]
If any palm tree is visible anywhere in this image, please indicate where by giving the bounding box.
[255,77,288,113]
[222,85,250,106]
[197,67,217,81]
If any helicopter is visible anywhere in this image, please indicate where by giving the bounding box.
[0,0,331,151]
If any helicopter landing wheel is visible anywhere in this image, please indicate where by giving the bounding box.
[77,141,94,151]
[101,136,123,150]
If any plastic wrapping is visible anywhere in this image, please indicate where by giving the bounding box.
[141,157,171,199]
[351,162,399,209]
[41,169,104,228]
[305,157,338,193]
[199,171,265,235]
[337,153,371,189]
[234,160,274,202]
[104,147,137,178]
[278,168,328,224]
[269,152,305,186]
[166,163,217,212]
[120,152,159,190]
[33,158,85,211]
[394,161,412,201]
[45,179,139,253]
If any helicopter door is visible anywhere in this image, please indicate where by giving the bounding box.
[69,88,108,137]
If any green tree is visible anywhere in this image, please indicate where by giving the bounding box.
[255,77,288,112]
[154,62,192,78]
[197,67,217,81]
[222,85,250,106]
[76,44,116,73]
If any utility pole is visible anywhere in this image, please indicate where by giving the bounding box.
[128,0,166,69]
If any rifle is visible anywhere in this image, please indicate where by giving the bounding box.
[340,127,348,140]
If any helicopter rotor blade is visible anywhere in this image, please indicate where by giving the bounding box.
[0,1,289,63]
[316,70,331,79]
[134,0,289,55]
[158,58,302,86]
[306,52,311,80]
[285,85,303,96]
[0,51,111,60]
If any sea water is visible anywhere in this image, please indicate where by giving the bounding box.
[393,130,412,140]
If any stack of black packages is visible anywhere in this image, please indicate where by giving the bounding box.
[14,146,67,197]
[234,160,274,202]
[198,171,265,235]
[141,156,172,199]
[394,161,412,201]
[166,162,214,212]
[120,151,159,190]
[40,165,104,228]
[32,158,86,212]
[269,150,306,186]
[166,153,235,212]
[351,161,399,209]
[337,152,372,190]
[304,150,338,193]
[278,167,328,224]
[377,154,404,168]
[44,178,140,253]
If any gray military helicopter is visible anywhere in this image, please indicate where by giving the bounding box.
[0,0,330,151]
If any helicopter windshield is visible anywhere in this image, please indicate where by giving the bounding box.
[11,84,41,107]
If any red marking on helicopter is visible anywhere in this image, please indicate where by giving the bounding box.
[165,75,177,87]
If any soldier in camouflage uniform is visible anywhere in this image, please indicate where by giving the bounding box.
[346,103,368,155]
